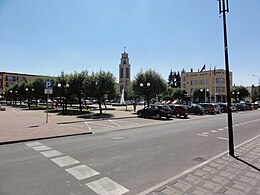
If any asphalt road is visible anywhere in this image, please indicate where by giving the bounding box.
[0,110,259,195]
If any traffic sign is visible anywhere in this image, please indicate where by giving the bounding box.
[45,81,53,89]
[44,81,53,94]
[44,89,53,94]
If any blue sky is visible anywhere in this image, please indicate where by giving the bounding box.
[0,0,259,86]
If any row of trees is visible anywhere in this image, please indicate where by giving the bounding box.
[2,69,189,113]
[2,69,258,114]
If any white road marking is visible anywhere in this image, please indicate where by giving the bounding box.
[86,177,129,195]
[25,141,42,147]
[85,122,92,131]
[210,130,218,133]
[217,128,224,131]
[40,150,63,158]
[51,156,80,167]
[31,145,52,151]
[217,137,229,141]
[202,132,209,135]
[108,120,121,127]
[89,122,116,128]
[197,134,208,137]
[65,164,100,180]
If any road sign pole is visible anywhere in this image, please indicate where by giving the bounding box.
[46,93,49,123]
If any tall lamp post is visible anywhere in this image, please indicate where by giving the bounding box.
[200,88,209,103]
[57,83,70,115]
[25,88,34,109]
[140,82,151,107]
[218,0,234,157]
[232,91,240,102]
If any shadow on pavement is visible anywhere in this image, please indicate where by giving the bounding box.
[234,156,260,172]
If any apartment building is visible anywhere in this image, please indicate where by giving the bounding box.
[0,72,43,93]
[181,69,232,103]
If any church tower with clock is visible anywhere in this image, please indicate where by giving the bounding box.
[119,47,131,93]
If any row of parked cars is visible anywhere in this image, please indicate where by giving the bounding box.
[136,102,258,120]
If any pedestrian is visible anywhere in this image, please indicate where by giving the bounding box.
[133,101,137,112]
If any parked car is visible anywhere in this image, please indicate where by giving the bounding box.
[199,103,216,115]
[218,103,237,113]
[137,104,172,119]
[234,103,246,111]
[169,104,189,118]
[187,104,205,115]
[212,103,221,114]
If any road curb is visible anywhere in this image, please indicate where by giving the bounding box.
[0,131,93,146]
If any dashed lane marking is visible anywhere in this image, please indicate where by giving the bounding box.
[25,141,129,194]
[210,130,218,133]
[197,134,208,137]
[31,145,52,151]
[65,164,100,180]
[217,128,224,131]
[51,156,80,167]
[86,177,129,195]
[40,150,63,158]
[25,142,42,147]
[217,137,229,141]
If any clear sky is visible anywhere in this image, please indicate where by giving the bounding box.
[0,0,259,86]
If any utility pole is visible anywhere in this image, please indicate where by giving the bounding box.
[218,0,235,157]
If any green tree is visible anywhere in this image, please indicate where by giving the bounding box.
[172,88,187,102]
[132,69,166,107]
[193,88,209,103]
[232,86,249,102]
[67,70,88,112]
[31,77,45,107]
[84,71,116,114]
[167,70,181,88]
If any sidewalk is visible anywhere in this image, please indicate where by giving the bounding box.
[0,105,138,144]
[139,135,260,195]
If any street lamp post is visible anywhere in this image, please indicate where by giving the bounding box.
[9,90,13,106]
[140,82,151,108]
[200,88,209,103]
[218,0,235,157]
[57,83,70,115]
[25,88,34,109]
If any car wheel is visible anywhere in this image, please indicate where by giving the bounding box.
[166,116,170,120]
[205,110,209,114]
[184,115,188,119]
[155,114,161,119]
[138,112,142,117]
[176,113,181,118]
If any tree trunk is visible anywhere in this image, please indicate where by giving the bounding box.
[98,99,102,114]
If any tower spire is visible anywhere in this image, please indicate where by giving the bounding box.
[124,46,126,53]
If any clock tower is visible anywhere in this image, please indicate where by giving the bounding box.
[119,47,131,93]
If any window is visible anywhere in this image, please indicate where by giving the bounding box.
[200,79,207,84]
[216,87,225,93]
[120,68,123,78]
[216,78,225,83]
[191,80,196,85]
[126,68,130,78]
[6,76,15,81]
[17,77,25,81]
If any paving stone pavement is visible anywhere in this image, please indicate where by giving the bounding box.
[145,136,260,195]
